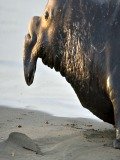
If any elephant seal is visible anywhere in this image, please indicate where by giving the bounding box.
[23,0,120,149]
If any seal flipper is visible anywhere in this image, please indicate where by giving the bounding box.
[108,71,120,149]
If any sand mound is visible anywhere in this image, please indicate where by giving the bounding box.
[0,132,42,157]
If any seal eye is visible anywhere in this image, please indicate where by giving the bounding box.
[45,11,49,20]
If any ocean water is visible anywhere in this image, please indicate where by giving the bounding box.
[0,0,100,120]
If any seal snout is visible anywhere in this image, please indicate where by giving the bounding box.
[24,63,36,86]
[25,71,34,86]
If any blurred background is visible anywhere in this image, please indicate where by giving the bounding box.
[0,0,100,120]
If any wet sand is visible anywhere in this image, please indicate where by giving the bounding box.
[0,106,120,160]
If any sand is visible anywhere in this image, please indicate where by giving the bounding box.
[0,106,120,160]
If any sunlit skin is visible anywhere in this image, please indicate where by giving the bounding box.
[23,0,120,149]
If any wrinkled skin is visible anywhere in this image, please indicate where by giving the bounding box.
[23,0,120,149]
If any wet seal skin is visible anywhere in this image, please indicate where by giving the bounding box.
[23,0,120,149]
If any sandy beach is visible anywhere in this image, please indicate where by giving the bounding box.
[0,106,120,160]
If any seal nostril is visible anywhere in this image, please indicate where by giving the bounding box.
[25,34,31,41]
[45,11,49,20]
[27,34,31,39]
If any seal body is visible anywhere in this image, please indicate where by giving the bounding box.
[23,0,120,148]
